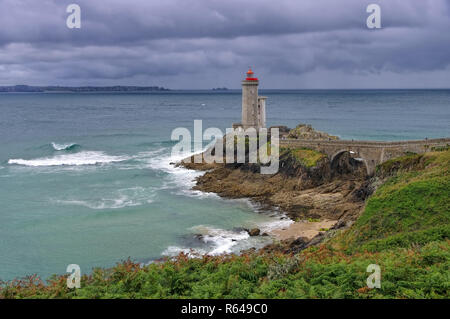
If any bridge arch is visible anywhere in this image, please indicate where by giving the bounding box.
[330,150,370,176]
[330,149,353,163]
[279,137,450,176]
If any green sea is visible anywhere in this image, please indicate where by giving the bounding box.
[0,89,449,280]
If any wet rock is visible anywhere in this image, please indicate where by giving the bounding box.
[193,234,204,241]
[248,228,261,236]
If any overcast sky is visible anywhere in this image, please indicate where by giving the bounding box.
[0,0,449,89]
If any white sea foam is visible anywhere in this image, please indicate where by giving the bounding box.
[8,151,129,167]
[139,147,217,198]
[162,225,273,258]
[165,226,249,257]
[220,198,294,233]
[139,146,292,258]
[162,246,207,258]
[54,199,137,210]
[194,226,250,255]
[51,142,78,151]
[53,186,155,209]
[258,217,294,233]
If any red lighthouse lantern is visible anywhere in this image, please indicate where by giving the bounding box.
[245,68,258,81]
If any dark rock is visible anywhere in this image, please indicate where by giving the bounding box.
[248,228,261,236]
[289,236,309,249]
[307,233,326,247]
[352,180,375,200]
[193,234,204,241]
[331,219,347,230]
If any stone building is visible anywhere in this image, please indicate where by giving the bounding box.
[233,68,267,131]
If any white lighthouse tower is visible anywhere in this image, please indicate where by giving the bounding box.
[234,68,267,131]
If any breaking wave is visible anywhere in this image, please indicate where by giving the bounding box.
[138,147,216,198]
[51,142,80,151]
[193,226,250,255]
[162,225,272,258]
[8,151,130,167]
[258,217,294,233]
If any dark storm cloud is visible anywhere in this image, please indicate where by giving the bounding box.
[0,0,449,88]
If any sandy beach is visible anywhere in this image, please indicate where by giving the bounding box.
[270,219,337,241]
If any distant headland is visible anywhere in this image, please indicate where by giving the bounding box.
[0,85,170,93]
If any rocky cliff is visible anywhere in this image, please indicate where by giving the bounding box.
[179,126,372,252]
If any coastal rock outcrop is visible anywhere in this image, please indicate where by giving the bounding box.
[188,148,367,223]
[287,124,339,140]
[248,228,261,236]
[178,125,370,252]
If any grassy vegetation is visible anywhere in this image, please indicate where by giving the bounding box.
[431,145,449,152]
[1,241,447,299]
[336,150,450,253]
[281,147,326,168]
[1,150,449,299]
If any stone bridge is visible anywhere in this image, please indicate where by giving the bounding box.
[279,137,450,175]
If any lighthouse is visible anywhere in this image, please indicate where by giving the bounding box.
[234,68,267,131]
